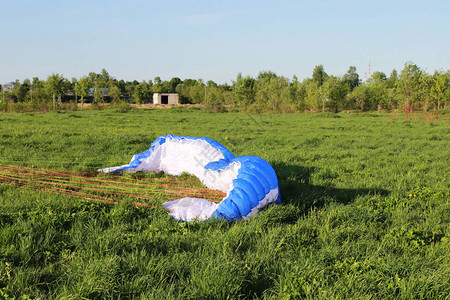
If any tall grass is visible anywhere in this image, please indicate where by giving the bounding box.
[0,109,449,299]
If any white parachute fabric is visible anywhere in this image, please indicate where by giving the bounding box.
[163,197,218,221]
[98,134,281,221]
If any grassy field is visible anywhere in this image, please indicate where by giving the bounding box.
[0,108,449,299]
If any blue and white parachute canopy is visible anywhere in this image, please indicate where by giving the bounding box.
[98,134,280,221]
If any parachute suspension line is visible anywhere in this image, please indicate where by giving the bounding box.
[0,163,225,209]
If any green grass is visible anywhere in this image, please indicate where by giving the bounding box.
[0,108,449,299]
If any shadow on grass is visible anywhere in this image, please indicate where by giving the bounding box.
[272,162,390,214]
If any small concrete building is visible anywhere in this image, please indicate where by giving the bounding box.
[153,93,179,105]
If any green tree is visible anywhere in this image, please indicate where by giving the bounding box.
[366,72,387,110]
[232,73,256,111]
[312,65,327,87]
[323,76,350,113]
[198,79,206,104]
[302,79,323,112]
[344,66,360,91]
[431,71,448,110]
[117,80,127,96]
[71,78,78,102]
[175,84,189,104]
[109,85,121,103]
[370,71,387,82]
[29,77,49,105]
[346,85,368,111]
[168,77,182,93]
[46,73,67,108]
[152,77,163,93]
[399,62,422,111]
[88,72,100,86]
[257,70,277,81]
[12,80,30,102]
[74,76,90,109]
[99,69,113,87]
[124,81,134,97]
[93,85,103,104]
[133,81,149,104]
[386,69,398,88]
[291,75,306,111]
[183,79,197,86]
[254,71,293,112]
[177,80,206,104]
[418,72,433,111]
[207,80,218,88]
[86,69,113,89]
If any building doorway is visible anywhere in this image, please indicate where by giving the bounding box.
[161,95,169,104]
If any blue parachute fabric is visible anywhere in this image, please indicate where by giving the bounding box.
[98,134,280,221]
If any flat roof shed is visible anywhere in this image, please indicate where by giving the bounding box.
[153,93,179,105]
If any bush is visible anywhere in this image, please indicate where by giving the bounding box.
[109,101,132,112]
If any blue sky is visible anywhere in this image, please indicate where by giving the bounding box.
[1,0,449,84]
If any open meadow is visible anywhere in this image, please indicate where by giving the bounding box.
[0,108,449,299]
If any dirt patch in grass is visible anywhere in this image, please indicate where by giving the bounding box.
[76,103,204,109]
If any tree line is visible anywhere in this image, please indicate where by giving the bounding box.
[1,62,449,113]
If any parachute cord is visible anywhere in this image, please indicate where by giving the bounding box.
[0,163,224,209]
[0,175,165,210]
